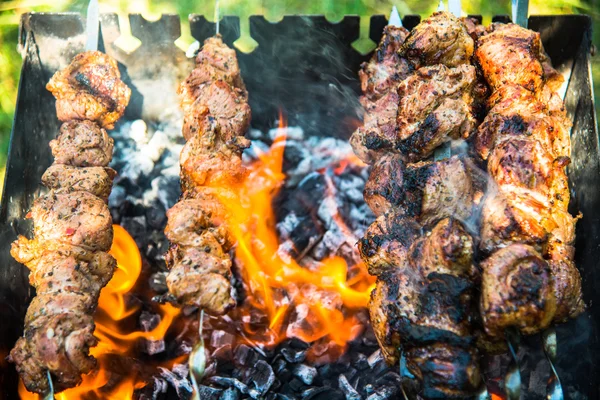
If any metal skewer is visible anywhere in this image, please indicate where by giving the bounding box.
[214,0,220,35]
[85,0,99,52]
[189,309,206,400]
[41,370,55,400]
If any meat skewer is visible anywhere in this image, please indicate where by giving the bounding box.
[354,11,485,398]
[164,36,250,315]
[8,51,131,394]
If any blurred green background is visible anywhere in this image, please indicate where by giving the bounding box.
[0,0,599,197]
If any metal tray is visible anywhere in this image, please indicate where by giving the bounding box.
[0,13,596,399]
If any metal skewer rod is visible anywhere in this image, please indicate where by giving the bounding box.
[189,309,206,400]
[388,5,403,28]
[215,0,220,35]
[42,370,55,400]
[85,0,99,52]
[512,0,529,28]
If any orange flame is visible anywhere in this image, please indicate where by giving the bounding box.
[215,111,375,353]
[19,225,180,399]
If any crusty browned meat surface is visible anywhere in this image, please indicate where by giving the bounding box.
[368,218,480,398]
[50,120,114,167]
[42,164,116,202]
[480,244,556,337]
[476,23,583,333]
[10,52,128,394]
[364,156,475,224]
[405,343,481,399]
[460,17,487,41]
[400,12,474,69]
[165,35,250,315]
[46,51,131,130]
[350,26,411,163]
[395,64,477,160]
[355,13,484,398]
[351,13,479,164]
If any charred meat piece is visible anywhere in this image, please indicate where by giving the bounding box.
[400,12,474,69]
[368,218,479,397]
[165,35,250,314]
[351,25,411,163]
[395,64,477,160]
[10,51,128,394]
[480,244,556,337]
[46,51,131,129]
[364,156,475,225]
[405,343,481,399]
[359,25,411,102]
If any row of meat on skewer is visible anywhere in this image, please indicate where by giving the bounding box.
[353,11,583,398]
[7,10,584,400]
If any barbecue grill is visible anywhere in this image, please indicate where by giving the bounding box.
[0,12,597,399]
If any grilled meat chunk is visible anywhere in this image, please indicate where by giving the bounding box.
[46,51,131,129]
[405,344,481,399]
[476,23,544,92]
[50,120,114,167]
[359,25,411,102]
[179,36,247,115]
[400,12,474,69]
[351,26,411,163]
[480,244,556,336]
[364,156,475,225]
[42,165,116,202]
[395,64,477,160]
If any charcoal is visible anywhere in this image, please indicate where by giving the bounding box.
[276,395,296,400]
[272,356,287,374]
[212,344,233,360]
[252,360,276,395]
[278,367,293,383]
[289,338,310,350]
[367,350,383,368]
[352,353,369,371]
[338,375,361,400]
[234,344,258,367]
[289,377,307,392]
[302,387,328,399]
[365,386,397,400]
[219,387,240,400]
[294,364,318,385]
[211,330,235,348]
[209,376,249,394]
[146,199,167,229]
[149,272,168,293]
[158,366,193,398]
[281,347,307,363]
[198,385,223,400]
[143,339,165,355]
[172,363,189,378]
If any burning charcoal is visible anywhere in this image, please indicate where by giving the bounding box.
[197,385,222,400]
[234,344,259,367]
[289,377,307,392]
[272,356,288,374]
[153,175,181,210]
[251,360,276,396]
[211,330,235,348]
[146,199,167,229]
[219,387,240,400]
[281,347,307,363]
[339,375,361,400]
[208,376,249,394]
[149,271,168,293]
[172,363,190,378]
[158,366,193,398]
[337,173,365,204]
[367,350,383,368]
[293,364,318,385]
[365,387,397,400]
[243,140,270,163]
[212,344,233,361]
[352,353,369,371]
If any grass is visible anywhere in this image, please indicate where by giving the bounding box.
[0,0,598,196]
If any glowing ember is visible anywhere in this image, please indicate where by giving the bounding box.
[215,113,375,353]
[19,225,180,399]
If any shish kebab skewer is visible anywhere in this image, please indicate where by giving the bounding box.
[9,0,131,395]
[355,9,487,398]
